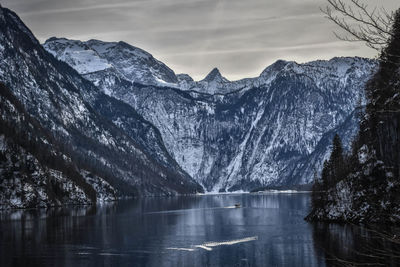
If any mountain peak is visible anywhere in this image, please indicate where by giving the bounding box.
[202,67,228,82]
[44,36,62,43]
[259,60,291,77]
[177,73,194,83]
[44,37,179,85]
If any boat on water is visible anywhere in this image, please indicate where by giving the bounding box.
[235,204,241,208]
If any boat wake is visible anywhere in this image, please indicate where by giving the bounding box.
[146,206,239,215]
[166,236,258,252]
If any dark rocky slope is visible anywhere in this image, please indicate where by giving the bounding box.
[45,37,377,192]
[307,10,400,223]
[0,6,202,209]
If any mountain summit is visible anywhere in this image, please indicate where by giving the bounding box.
[202,68,229,83]
[45,35,377,191]
[0,5,379,196]
[0,6,202,208]
[44,37,179,86]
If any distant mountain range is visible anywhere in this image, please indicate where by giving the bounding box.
[44,37,376,192]
[0,5,377,208]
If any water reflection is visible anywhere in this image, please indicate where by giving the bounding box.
[0,194,320,267]
[312,222,400,266]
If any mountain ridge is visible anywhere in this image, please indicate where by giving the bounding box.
[0,6,202,209]
[44,37,377,192]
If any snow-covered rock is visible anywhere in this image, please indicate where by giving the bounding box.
[44,38,179,86]
[45,36,377,192]
[0,5,202,210]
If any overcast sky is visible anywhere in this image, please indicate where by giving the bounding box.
[2,0,398,80]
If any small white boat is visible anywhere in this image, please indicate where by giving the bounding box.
[234,203,241,208]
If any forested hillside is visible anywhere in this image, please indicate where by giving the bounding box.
[307,9,400,223]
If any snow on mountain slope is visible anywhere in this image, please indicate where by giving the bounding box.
[44,39,377,192]
[0,6,202,206]
[42,38,290,95]
[44,37,112,74]
[44,38,179,86]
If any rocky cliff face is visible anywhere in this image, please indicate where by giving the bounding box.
[44,38,179,87]
[0,82,117,209]
[307,11,400,223]
[45,37,377,192]
[0,6,202,209]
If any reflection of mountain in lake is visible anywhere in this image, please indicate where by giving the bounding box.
[0,194,321,267]
[5,194,398,266]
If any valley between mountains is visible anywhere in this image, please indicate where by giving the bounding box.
[44,38,376,192]
[0,5,377,208]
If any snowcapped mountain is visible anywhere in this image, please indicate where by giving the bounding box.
[0,6,202,208]
[42,38,284,95]
[189,68,231,94]
[43,37,179,87]
[45,37,377,192]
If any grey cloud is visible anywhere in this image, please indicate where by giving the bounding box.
[2,0,398,80]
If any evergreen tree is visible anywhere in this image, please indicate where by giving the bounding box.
[319,134,344,189]
[310,134,345,215]
[329,134,344,184]
[321,160,332,189]
[308,8,400,223]
[363,9,400,177]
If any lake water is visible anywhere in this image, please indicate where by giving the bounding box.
[0,193,399,267]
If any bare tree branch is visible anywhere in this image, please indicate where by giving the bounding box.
[321,0,395,52]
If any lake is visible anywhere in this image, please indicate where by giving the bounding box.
[0,193,399,266]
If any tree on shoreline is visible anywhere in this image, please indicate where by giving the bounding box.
[308,2,400,223]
